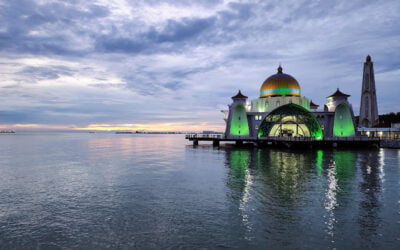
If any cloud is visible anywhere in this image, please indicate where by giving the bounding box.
[0,0,399,130]
[18,65,74,81]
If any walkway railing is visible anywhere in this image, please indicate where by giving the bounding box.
[186,134,380,142]
[258,136,379,142]
[185,133,225,139]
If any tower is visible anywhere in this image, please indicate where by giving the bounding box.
[225,90,250,137]
[359,55,379,127]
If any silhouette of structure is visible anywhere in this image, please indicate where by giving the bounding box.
[359,55,379,127]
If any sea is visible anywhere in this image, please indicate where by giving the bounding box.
[0,132,399,249]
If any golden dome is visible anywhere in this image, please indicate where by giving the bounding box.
[260,65,301,97]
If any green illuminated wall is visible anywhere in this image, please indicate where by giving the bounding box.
[333,103,355,137]
[230,104,249,136]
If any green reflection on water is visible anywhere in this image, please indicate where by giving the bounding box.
[316,150,324,175]
[230,150,250,178]
[226,148,359,203]
[333,151,356,181]
[227,150,251,192]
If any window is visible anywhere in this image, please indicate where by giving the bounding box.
[276,101,280,106]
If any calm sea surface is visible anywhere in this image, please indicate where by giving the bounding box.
[0,133,399,249]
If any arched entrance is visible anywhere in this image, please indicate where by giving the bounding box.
[258,104,323,140]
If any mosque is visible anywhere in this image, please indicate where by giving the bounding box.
[225,64,357,140]
[186,56,392,147]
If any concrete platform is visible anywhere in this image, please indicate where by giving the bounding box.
[185,134,386,149]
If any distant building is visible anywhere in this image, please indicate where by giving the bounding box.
[392,123,400,129]
[224,65,356,139]
[359,55,379,127]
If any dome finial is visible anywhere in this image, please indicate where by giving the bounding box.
[366,55,371,62]
[277,64,283,73]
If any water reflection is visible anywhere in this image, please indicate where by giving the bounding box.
[226,148,312,204]
[358,150,382,248]
[223,146,385,247]
[324,151,356,241]
[225,149,254,239]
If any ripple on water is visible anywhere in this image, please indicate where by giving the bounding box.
[0,133,399,248]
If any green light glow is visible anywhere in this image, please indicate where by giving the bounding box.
[230,104,249,136]
[333,103,355,137]
[316,150,323,175]
[228,150,250,191]
[230,151,250,174]
[258,103,323,139]
[333,151,355,181]
[260,88,300,97]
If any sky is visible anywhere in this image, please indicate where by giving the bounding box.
[0,0,399,131]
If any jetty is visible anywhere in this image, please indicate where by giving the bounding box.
[185,134,390,148]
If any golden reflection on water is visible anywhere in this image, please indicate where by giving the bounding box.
[257,149,309,202]
[86,135,182,160]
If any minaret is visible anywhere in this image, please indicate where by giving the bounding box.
[359,55,379,127]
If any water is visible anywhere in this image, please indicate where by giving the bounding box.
[0,133,399,249]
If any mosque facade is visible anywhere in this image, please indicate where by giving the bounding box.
[224,63,358,140]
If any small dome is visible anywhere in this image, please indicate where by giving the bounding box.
[260,65,301,97]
